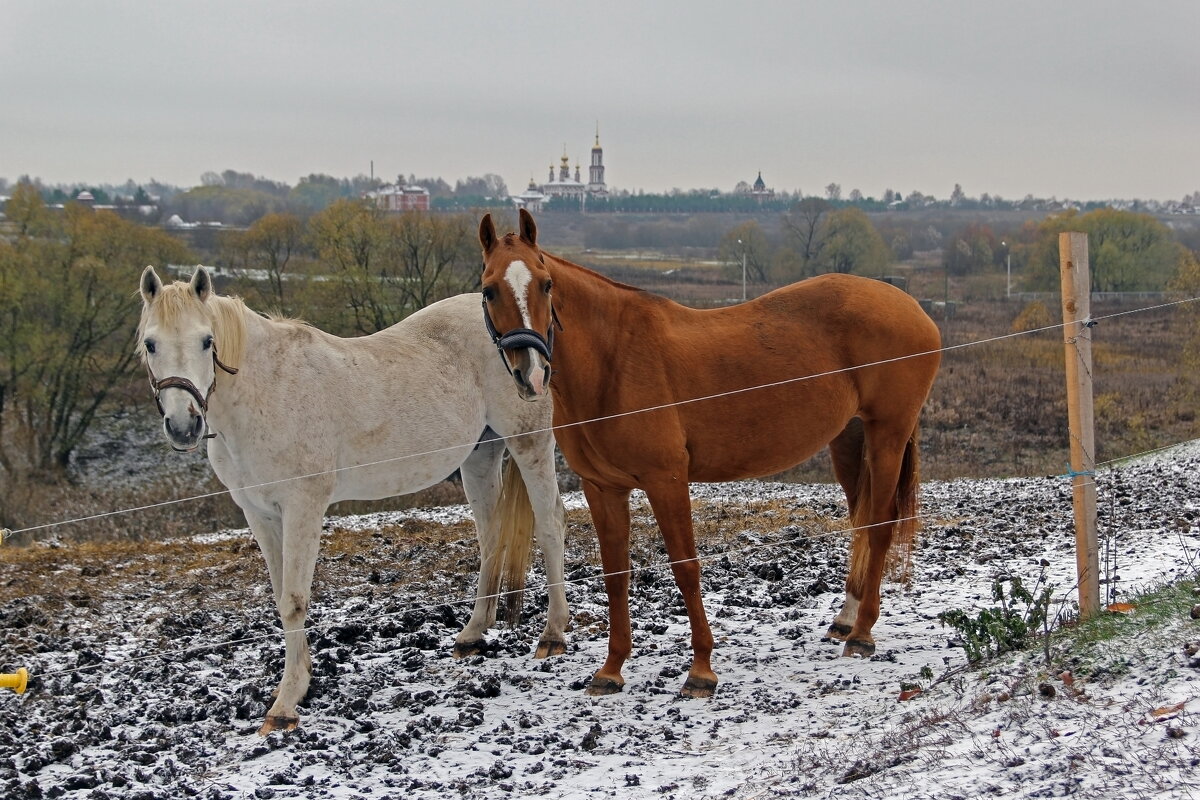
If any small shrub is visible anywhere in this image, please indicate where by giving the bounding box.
[1011,300,1052,333]
[938,574,1053,664]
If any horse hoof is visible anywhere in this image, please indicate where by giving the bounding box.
[535,639,567,659]
[680,675,717,698]
[453,640,485,659]
[822,623,852,642]
[258,714,299,736]
[585,676,624,696]
[842,639,875,658]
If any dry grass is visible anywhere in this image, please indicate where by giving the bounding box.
[0,516,487,647]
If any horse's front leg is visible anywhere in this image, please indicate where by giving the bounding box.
[582,481,633,695]
[645,481,717,698]
[242,508,313,703]
[259,497,324,735]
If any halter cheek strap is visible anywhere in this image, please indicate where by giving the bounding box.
[146,348,239,439]
[481,296,562,376]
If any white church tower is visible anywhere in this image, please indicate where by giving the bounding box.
[587,124,607,195]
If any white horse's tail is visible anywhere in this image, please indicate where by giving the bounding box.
[495,456,535,626]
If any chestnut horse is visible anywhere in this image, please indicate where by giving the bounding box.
[478,209,941,698]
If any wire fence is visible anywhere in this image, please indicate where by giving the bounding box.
[2,293,1199,686]
[4,293,1197,544]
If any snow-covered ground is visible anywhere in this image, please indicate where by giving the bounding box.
[2,443,1198,799]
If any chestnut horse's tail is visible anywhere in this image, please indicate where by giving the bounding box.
[494,456,534,626]
[837,420,922,585]
[887,426,922,582]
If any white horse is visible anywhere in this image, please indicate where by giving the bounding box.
[137,266,568,735]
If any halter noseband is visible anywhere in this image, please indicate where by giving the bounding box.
[146,347,239,440]
[481,295,562,377]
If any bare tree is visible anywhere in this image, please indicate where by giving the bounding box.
[719,221,772,285]
[783,197,832,277]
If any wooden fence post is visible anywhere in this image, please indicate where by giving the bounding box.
[1058,231,1101,619]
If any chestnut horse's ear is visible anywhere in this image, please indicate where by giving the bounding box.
[190,265,212,303]
[479,213,498,255]
[140,265,162,305]
[518,207,537,247]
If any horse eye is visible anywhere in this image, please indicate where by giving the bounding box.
[543,279,553,294]
[202,335,214,351]
[482,286,496,302]
[144,340,156,355]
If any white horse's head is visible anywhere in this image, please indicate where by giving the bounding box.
[137,266,238,451]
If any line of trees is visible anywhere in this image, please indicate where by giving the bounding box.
[218,200,487,335]
[3,170,516,228]
[709,201,1188,293]
[1022,209,1184,293]
[0,184,191,523]
[713,199,904,283]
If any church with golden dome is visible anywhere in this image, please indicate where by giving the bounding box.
[517,128,608,211]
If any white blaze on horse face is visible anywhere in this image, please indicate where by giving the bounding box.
[504,260,549,396]
[504,260,535,328]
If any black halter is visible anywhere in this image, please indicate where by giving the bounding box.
[481,295,562,376]
[146,347,239,440]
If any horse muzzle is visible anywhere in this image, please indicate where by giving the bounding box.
[481,296,560,401]
[163,410,207,451]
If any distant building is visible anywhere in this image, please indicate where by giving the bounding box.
[369,180,431,212]
[512,178,547,213]
[586,128,607,196]
[531,127,608,210]
[542,149,587,204]
[750,172,774,204]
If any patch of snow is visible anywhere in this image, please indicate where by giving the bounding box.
[2,446,1198,799]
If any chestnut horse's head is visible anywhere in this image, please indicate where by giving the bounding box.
[478,208,559,400]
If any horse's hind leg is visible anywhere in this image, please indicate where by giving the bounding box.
[839,420,914,658]
[455,438,505,658]
[645,480,717,698]
[506,430,569,657]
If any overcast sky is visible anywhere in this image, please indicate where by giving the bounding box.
[2,1,1196,201]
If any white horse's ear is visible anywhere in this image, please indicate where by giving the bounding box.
[518,207,537,246]
[190,266,212,302]
[479,213,498,255]
[140,266,162,305]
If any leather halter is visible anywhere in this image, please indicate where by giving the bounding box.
[146,347,239,440]
[481,295,562,376]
